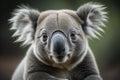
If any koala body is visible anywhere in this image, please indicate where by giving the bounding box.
[10,2,107,80]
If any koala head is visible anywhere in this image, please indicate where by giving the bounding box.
[10,2,107,68]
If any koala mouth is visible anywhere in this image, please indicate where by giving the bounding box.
[56,56,65,61]
[56,56,64,59]
[49,53,72,64]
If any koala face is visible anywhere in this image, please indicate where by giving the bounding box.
[34,11,87,64]
[10,2,107,68]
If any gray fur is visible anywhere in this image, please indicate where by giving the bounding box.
[10,2,107,80]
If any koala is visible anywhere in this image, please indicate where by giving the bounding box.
[10,2,107,80]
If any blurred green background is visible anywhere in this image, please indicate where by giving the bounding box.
[0,0,120,80]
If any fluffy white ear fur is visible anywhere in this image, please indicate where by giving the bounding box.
[77,2,108,39]
[9,6,40,46]
[9,2,107,46]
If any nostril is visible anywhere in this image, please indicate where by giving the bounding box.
[53,48,65,55]
[62,48,65,52]
[53,49,56,53]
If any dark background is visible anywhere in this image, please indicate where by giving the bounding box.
[0,0,120,80]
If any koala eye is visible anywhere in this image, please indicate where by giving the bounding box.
[70,31,76,40]
[42,33,48,42]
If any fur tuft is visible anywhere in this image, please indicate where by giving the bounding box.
[77,2,108,39]
[9,6,40,46]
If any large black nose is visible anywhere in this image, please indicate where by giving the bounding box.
[51,32,66,56]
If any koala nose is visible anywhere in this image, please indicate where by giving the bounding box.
[51,31,66,56]
[53,44,65,56]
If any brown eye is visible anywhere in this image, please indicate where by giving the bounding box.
[70,31,76,40]
[42,33,48,42]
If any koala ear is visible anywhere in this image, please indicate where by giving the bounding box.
[9,6,40,46]
[77,2,108,39]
